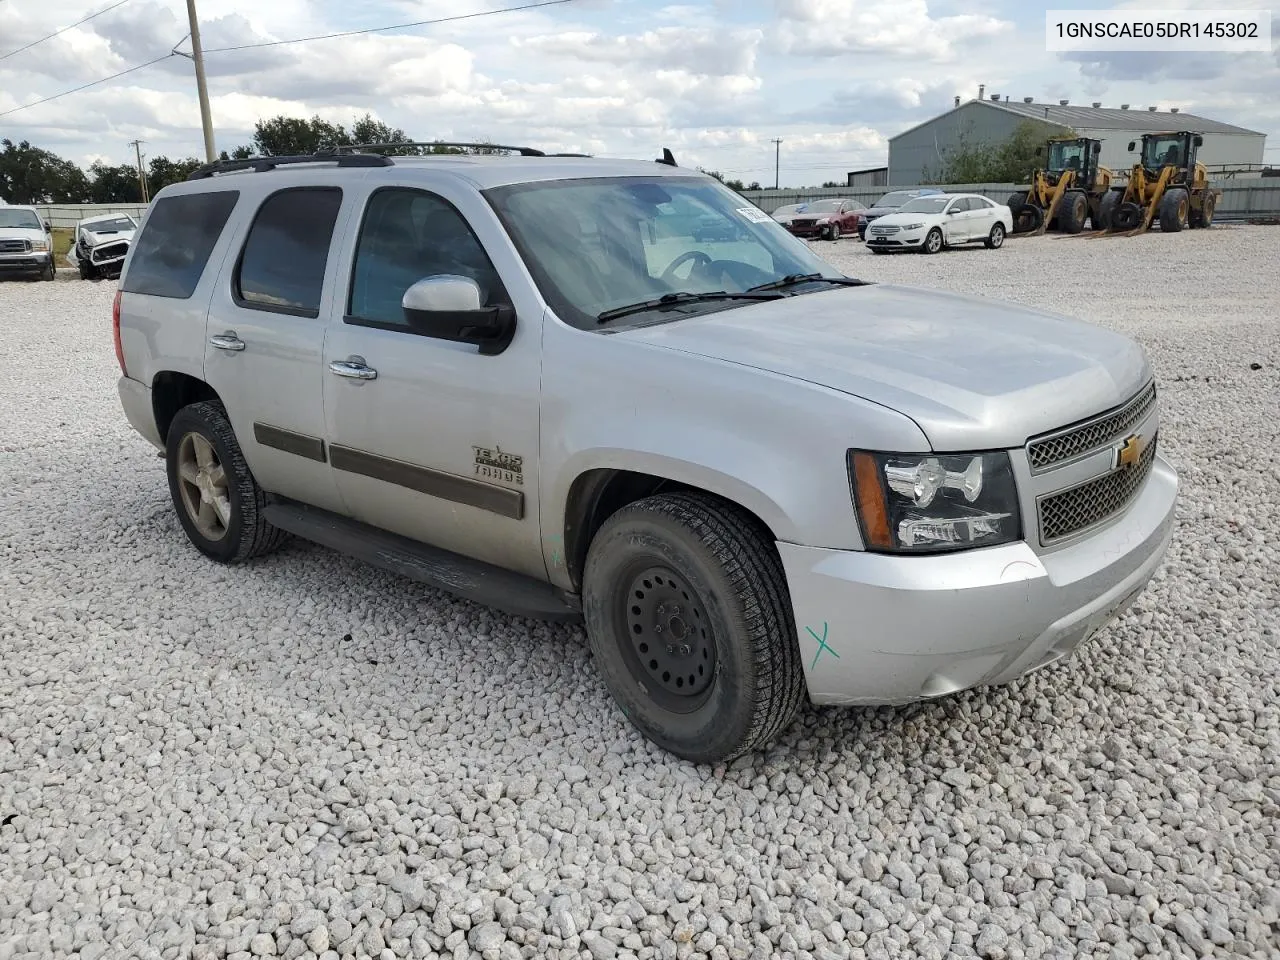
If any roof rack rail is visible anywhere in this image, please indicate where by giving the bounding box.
[332,141,550,157]
[187,153,393,180]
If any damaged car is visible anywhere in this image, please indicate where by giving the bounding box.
[67,213,138,280]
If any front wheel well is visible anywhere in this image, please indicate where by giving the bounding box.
[152,372,221,444]
[562,469,778,591]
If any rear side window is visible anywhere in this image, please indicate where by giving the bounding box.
[234,187,342,318]
[121,191,239,299]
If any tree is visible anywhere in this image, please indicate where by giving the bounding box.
[923,120,1074,184]
[147,156,203,192]
[0,139,91,203]
[697,168,749,192]
[251,115,353,156]
[88,162,144,202]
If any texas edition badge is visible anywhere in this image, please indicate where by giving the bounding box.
[473,445,523,486]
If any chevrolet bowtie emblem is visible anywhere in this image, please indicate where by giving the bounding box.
[1114,433,1145,469]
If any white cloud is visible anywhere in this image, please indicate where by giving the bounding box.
[0,0,1275,187]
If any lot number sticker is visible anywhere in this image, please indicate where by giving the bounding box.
[735,206,772,223]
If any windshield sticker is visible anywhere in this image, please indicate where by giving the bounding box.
[735,206,772,223]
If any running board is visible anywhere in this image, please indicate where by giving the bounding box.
[263,500,582,623]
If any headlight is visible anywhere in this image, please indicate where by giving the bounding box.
[848,450,1021,553]
[32,240,50,252]
[815,217,829,225]
[900,222,925,230]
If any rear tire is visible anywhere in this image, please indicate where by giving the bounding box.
[984,222,1005,249]
[1060,191,1088,234]
[1190,191,1216,229]
[165,400,289,564]
[582,492,805,764]
[1159,189,1188,233]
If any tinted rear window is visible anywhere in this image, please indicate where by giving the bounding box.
[234,187,342,317]
[121,191,239,299]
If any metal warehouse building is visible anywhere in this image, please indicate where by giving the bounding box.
[888,96,1267,185]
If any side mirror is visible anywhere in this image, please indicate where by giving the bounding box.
[401,276,515,355]
[1193,135,1203,147]
[43,220,51,232]
[1127,141,1136,152]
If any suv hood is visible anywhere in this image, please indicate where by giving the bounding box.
[0,227,45,243]
[619,284,1151,451]
[860,206,901,219]
[82,226,135,246]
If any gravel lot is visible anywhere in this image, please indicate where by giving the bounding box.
[2,227,1278,960]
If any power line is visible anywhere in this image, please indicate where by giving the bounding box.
[0,54,173,118]
[0,0,581,120]
[201,0,579,54]
[0,0,134,62]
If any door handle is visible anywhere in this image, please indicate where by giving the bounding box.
[329,358,377,380]
[209,333,245,351]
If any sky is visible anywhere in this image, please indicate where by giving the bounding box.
[1,0,1276,187]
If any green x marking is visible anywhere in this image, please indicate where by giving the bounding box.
[806,622,839,669]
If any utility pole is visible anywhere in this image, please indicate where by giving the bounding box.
[129,140,149,202]
[770,138,782,189]
[184,0,216,162]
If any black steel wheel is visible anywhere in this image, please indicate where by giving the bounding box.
[582,491,805,763]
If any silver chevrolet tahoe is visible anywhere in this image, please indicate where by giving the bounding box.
[113,145,1177,763]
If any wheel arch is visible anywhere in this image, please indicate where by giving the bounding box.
[560,464,787,594]
[152,371,223,444]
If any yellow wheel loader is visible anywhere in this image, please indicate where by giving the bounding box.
[1099,131,1222,235]
[1008,138,1113,235]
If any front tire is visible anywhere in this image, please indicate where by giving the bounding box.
[165,400,288,564]
[828,223,841,241]
[582,492,805,764]
[41,260,56,281]
[922,227,944,254]
[1060,191,1088,234]
[1159,188,1189,233]
[985,222,1005,249]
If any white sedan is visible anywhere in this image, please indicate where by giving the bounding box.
[864,193,1012,254]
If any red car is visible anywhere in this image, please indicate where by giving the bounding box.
[771,198,868,241]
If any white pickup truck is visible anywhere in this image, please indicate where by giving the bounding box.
[112,146,1177,763]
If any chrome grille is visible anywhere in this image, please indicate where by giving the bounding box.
[1037,433,1157,544]
[871,225,900,235]
[0,238,31,254]
[1027,381,1157,472]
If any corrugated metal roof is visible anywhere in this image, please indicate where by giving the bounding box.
[890,99,1264,141]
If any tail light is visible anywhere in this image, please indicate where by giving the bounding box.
[112,289,127,377]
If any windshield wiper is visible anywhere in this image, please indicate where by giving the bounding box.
[596,290,783,324]
[746,272,869,293]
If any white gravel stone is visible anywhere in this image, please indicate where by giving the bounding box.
[1,231,1278,960]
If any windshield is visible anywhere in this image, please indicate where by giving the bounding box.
[1047,141,1085,172]
[875,191,918,209]
[84,216,136,234]
[0,209,42,230]
[804,199,843,213]
[485,176,850,329]
[899,196,950,214]
[771,203,804,218]
[1142,135,1185,169]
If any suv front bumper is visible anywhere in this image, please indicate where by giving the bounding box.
[0,251,52,274]
[778,454,1177,706]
